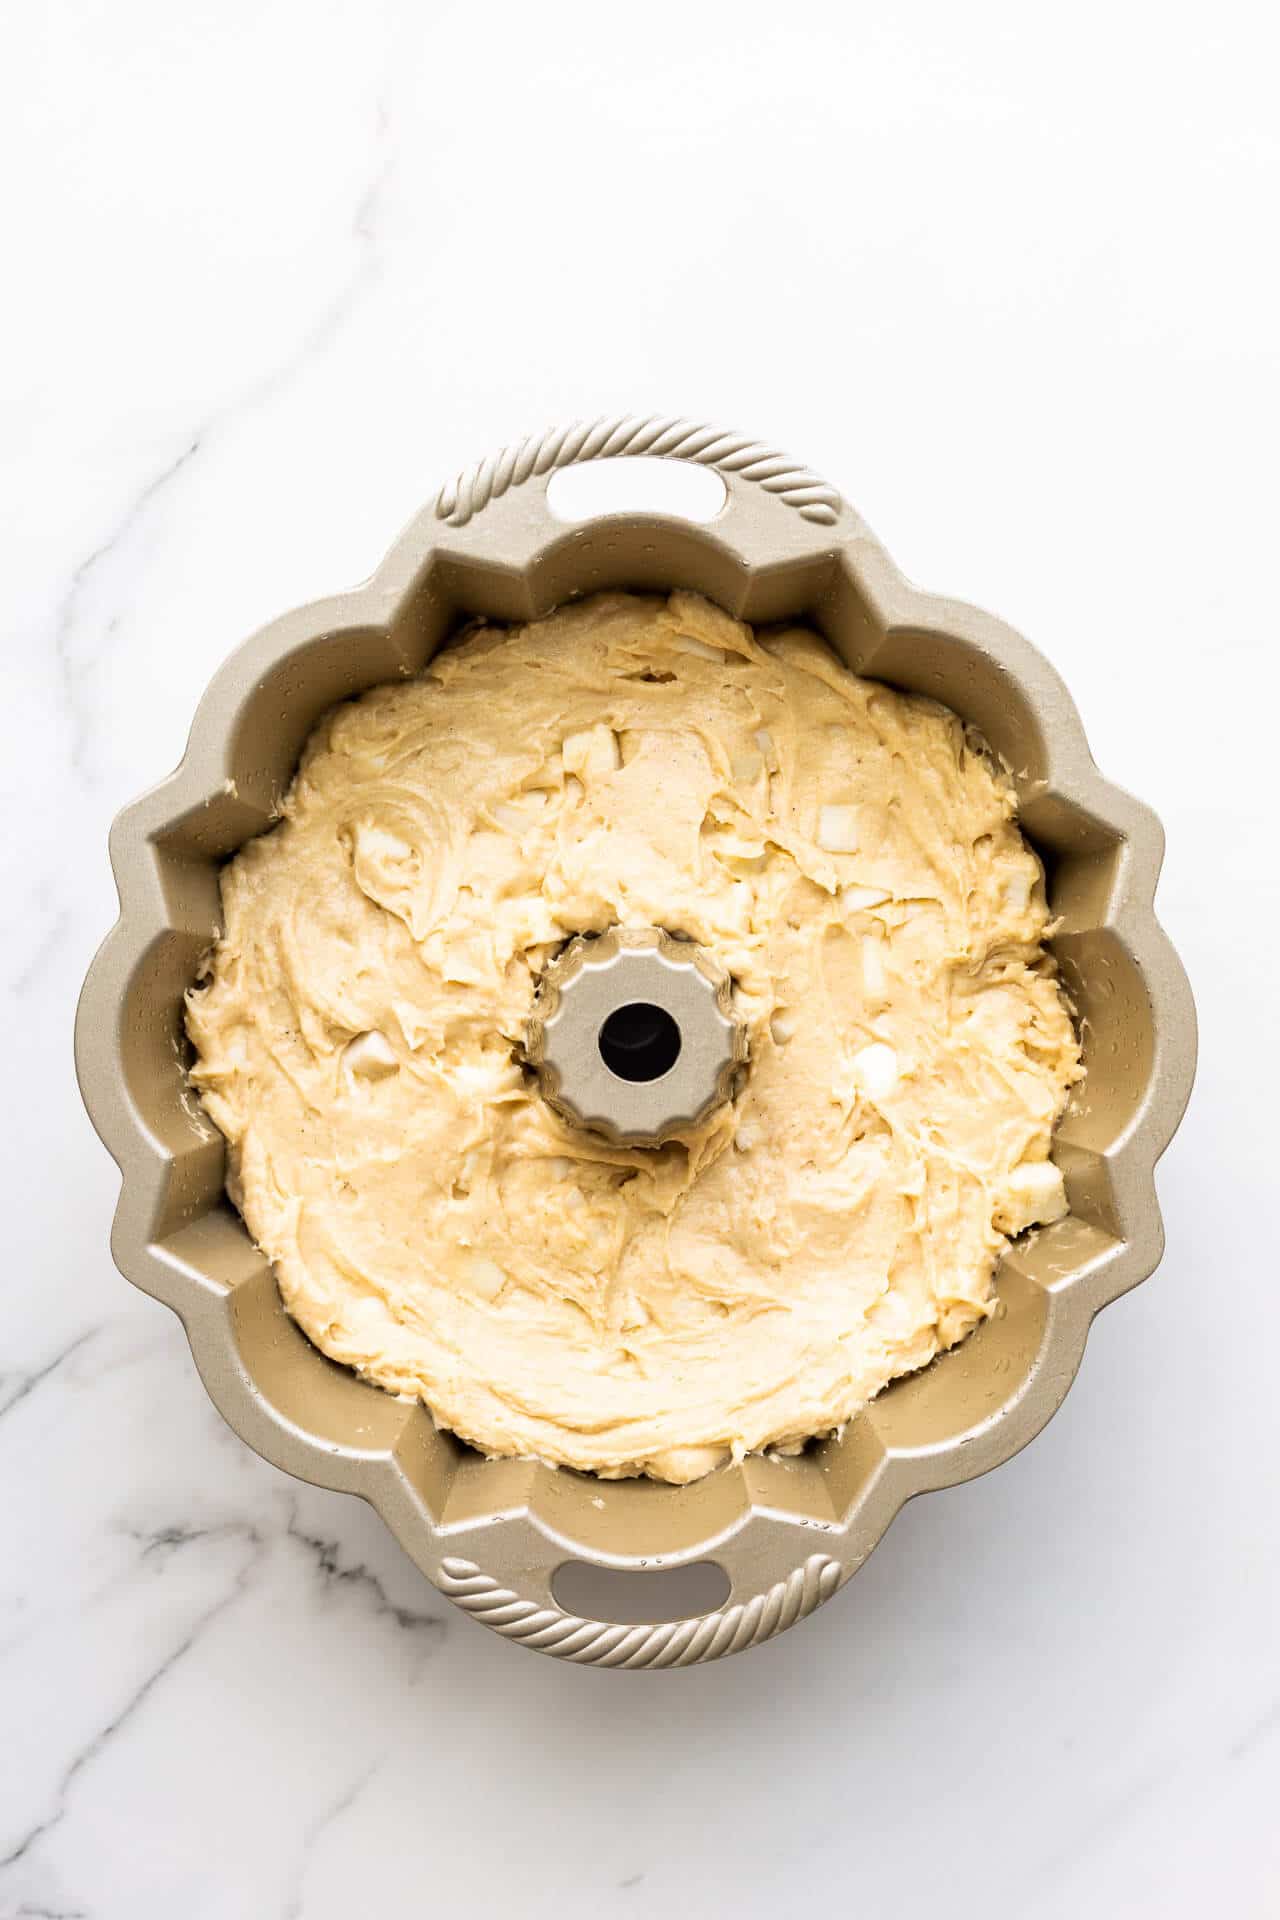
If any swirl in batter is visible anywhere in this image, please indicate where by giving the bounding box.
[187,591,1082,1482]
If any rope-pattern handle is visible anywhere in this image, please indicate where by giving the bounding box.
[434,413,842,529]
[437,1553,840,1667]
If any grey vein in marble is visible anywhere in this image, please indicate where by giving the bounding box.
[7,904,72,1001]
[51,98,393,799]
[281,1761,383,1920]
[1228,1695,1280,1763]
[0,1528,263,1874]
[53,433,203,787]
[283,1502,446,1639]
[0,1326,103,1423]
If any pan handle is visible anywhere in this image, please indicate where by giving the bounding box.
[434,1546,841,1669]
[431,413,846,535]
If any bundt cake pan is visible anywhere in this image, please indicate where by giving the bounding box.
[75,415,1196,1668]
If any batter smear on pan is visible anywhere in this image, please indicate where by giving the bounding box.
[187,592,1082,1482]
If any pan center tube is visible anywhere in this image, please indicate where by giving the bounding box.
[526,927,746,1146]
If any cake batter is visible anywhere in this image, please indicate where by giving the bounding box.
[187,591,1082,1481]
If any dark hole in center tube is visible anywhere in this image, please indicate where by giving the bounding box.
[598,1002,682,1082]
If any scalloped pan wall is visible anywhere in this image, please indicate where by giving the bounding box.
[76,418,1196,1666]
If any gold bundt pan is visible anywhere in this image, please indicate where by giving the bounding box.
[75,416,1195,1666]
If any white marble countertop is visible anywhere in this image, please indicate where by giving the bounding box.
[3,2,1277,1914]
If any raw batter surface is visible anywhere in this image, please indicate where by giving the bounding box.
[187,591,1082,1482]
